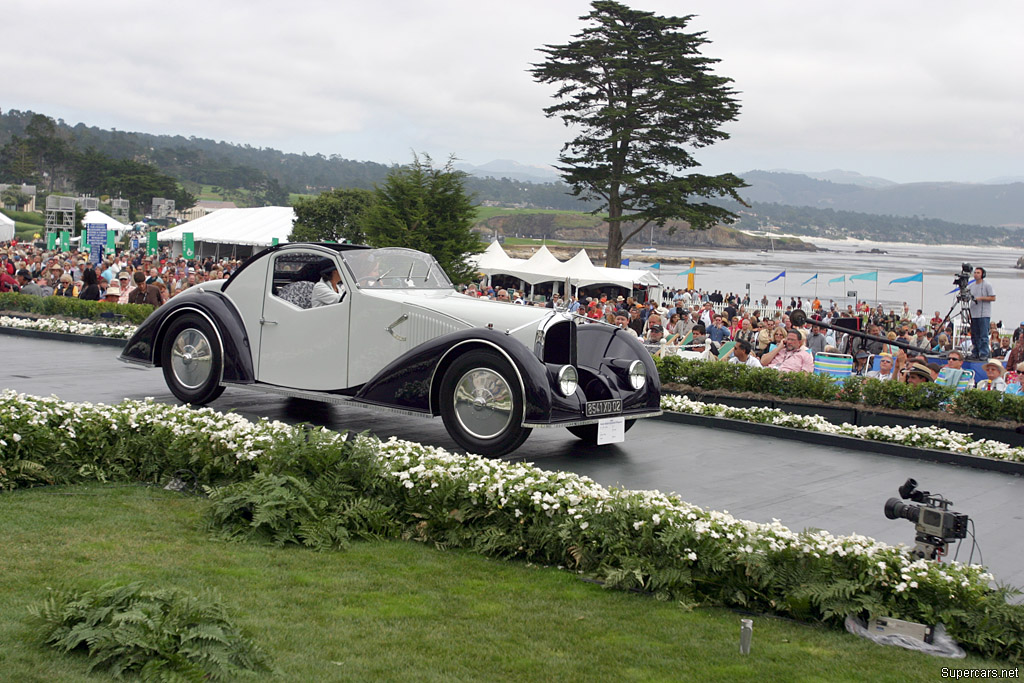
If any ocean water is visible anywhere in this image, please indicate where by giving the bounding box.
[628,238,1024,328]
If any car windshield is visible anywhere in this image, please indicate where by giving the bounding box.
[341,247,453,290]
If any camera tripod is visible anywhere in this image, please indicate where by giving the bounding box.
[938,291,973,356]
[912,533,951,561]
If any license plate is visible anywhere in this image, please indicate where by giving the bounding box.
[585,399,622,417]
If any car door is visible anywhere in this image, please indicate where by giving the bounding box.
[257,250,351,391]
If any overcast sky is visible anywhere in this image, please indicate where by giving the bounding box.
[5,0,1022,184]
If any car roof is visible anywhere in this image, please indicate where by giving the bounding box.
[223,242,371,290]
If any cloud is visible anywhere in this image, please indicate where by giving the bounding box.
[4,0,1022,183]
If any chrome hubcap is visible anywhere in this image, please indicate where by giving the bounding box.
[452,368,513,439]
[170,328,213,390]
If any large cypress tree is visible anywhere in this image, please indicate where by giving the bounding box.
[531,1,747,267]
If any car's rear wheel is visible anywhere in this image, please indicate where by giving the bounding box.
[161,313,225,405]
[439,349,530,456]
[566,419,636,445]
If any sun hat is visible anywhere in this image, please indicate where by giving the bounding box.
[982,359,1005,376]
[906,363,933,381]
[106,283,121,296]
[855,350,869,359]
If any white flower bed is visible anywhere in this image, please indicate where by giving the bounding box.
[661,394,1024,463]
[0,389,995,599]
[0,315,137,339]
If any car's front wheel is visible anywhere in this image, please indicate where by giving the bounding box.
[160,313,225,405]
[566,419,636,445]
[439,349,530,456]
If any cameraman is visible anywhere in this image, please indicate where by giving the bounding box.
[967,266,996,361]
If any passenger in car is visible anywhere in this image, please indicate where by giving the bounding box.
[311,258,346,308]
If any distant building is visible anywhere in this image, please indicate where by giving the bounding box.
[0,184,37,212]
[174,200,238,222]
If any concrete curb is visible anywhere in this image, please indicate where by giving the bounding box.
[656,410,1024,476]
[0,325,127,348]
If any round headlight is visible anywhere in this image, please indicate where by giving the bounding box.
[628,360,646,390]
[557,364,578,397]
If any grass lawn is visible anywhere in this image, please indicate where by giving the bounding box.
[1,485,1014,681]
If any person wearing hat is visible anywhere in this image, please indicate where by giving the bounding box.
[311,258,345,308]
[976,359,1007,392]
[116,271,135,304]
[103,283,122,303]
[125,270,159,307]
[852,349,870,376]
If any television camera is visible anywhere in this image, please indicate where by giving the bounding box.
[884,478,969,561]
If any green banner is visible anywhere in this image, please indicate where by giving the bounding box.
[271,237,279,246]
[47,233,57,250]
[60,231,70,252]
[106,230,116,255]
[183,232,195,259]
[147,231,159,256]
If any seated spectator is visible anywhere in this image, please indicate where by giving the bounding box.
[761,328,814,373]
[976,360,1007,392]
[614,311,638,337]
[937,351,973,389]
[103,283,121,303]
[78,267,100,301]
[866,353,895,380]
[852,350,870,376]
[54,273,77,297]
[16,269,44,296]
[722,339,761,368]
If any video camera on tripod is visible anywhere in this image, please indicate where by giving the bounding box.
[952,263,973,304]
[884,478,969,561]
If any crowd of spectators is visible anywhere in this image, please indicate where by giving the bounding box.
[1,239,244,310]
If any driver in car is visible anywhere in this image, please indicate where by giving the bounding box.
[312,258,346,308]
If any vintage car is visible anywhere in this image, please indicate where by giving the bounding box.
[120,243,661,455]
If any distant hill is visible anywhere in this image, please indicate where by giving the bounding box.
[738,170,1024,228]
[455,159,560,183]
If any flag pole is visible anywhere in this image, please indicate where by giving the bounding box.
[875,272,878,306]
[920,272,924,311]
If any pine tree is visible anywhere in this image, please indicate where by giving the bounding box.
[531,1,747,267]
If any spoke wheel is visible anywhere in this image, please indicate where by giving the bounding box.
[440,350,530,456]
[160,314,225,405]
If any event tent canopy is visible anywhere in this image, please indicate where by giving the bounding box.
[469,242,661,290]
[82,210,129,234]
[158,207,295,246]
[0,211,14,242]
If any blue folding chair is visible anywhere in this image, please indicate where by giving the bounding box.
[813,352,853,378]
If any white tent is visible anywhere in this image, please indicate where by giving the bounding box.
[470,242,661,294]
[82,210,129,234]
[0,211,14,242]
[158,206,294,247]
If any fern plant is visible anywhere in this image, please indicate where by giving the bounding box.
[29,582,271,680]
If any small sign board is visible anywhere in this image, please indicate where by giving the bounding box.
[847,290,857,298]
[596,416,625,445]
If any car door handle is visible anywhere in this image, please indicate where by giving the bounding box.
[386,314,408,341]
[260,317,278,325]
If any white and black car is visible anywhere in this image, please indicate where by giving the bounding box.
[120,243,661,455]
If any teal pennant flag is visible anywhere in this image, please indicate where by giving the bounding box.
[676,266,696,276]
[828,275,845,284]
[849,271,878,282]
[801,273,818,285]
[646,262,660,270]
[889,272,923,284]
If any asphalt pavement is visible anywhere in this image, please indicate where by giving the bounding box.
[3,334,1022,587]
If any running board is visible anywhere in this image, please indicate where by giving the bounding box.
[223,382,430,418]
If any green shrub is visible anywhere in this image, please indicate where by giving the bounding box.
[29,582,271,680]
[0,292,153,324]
[205,431,399,550]
[950,389,1022,422]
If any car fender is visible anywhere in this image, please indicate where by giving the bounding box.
[353,327,553,421]
[574,324,661,412]
[120,290,255,383]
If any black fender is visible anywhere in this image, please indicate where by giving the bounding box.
[354,327,555,422]
[119,289,255,383]
[572,324,661,413]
